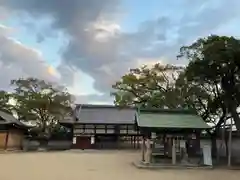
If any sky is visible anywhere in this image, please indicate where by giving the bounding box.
[1,0,240,105]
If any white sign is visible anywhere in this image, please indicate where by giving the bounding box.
[91,136,95,144]
[73,137,76,144]
[151,132,156,139]
[180,140,186,148]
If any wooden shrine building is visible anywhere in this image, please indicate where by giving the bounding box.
[0,111,29,150]
[69,104,141,149]
[136,109,212,166]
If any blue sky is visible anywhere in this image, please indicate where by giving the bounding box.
[120,0,187,33]
[2,14,99,96]
[2,0,170,97]
[121,0,163,32]
[2,0,178,62]
[2,17,63,67]
[1,0,240,104]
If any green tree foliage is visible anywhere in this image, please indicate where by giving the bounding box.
[112,35,240,131]
[11,77,74,138]
[111,62,221,126]
[112,63,184,108]
[178,35,240,130]
[175,71,225,126]
[0,90,12,113]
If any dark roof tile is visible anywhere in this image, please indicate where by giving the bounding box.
[75,104,136,124]
[0,110,26,126]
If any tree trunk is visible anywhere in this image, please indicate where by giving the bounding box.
[221,75,240,131]
[230,106,240,132]
[225,133,228,159]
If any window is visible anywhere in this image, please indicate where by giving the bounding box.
[119,125,127,130]
[75,124,84,129]
[85,125,94,129]
[96,125,105,129]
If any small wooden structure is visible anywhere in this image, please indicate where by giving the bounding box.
[0,111,29,150]
[136,109,212,166]
[61,104,141,149]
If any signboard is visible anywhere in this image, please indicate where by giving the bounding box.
[151,132,156,139]
[155,143,164,149]
[200,140,211,148]
[180,140,186,148]
[91,136,95,144]
[72,137,76,144]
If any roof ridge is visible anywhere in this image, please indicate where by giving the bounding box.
[139,108,196,115]
[75,104,136,109]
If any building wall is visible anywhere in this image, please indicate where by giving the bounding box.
[22,139,72,151]
[0,132,7,149]
[7,130,24,150]
[0,130,24,150]
[217,138,240,158]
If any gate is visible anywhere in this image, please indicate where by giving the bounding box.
[72,136,91,149]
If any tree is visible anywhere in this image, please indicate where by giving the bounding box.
[11,77,74,138]
[111,63,184,108]
[112,60,228,131]
[178,35,240,131]
[175,71,226,127]
[0,90,12,113]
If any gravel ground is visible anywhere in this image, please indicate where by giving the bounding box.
[1,150,240,180]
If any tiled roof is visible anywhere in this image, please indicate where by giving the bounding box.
[75,104,136,124]
[0,110,25,126]
[137,109,210,129]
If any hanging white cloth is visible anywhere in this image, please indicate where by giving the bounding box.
[201,140,212,166]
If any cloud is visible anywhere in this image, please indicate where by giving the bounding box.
[0,24,14,35]
[1,0,240,104]
[75,94,113,105]
[0,5,9,20]
[0,25,60,90]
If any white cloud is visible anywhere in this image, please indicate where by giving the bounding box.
[0,24,60,90]
[87,19,121,42]
[1,0,240,104]
[135,58,163,68]
[0,24,14,35]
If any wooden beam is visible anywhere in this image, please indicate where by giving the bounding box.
[141,137,145,162]
[228,118,233,167]
[172,138,176,165]
[4,130,9,150]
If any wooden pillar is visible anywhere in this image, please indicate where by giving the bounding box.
[137,136,139,149]
[172,138,176,165]
[141,137,145,162]
[130,136,132,146]
[136,137,138,149]
[133,136,136,148]
[145,138,152,164]
[117,135,119,149]
[228,118,233,167]
[163,134,166,156]
[4,130,9,150]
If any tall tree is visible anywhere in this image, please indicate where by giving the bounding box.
[11,78,74,138]
[178,35,240,131]
[112,61,224,128]
[0,90,12,113]
[175,71,226,127]
[112,63,184,108]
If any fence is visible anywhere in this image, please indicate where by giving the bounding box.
[22,138,72,151]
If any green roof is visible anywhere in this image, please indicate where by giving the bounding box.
[137,111,210,129]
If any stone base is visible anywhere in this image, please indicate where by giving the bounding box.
[132,161,213,170]
[0,150,23,154]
